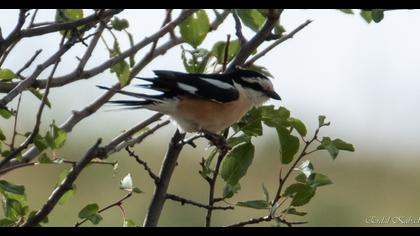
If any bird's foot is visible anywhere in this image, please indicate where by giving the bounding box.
[201,130,230,152]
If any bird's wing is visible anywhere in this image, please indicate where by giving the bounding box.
[136,70,240,103]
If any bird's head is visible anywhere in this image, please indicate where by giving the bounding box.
[229,68,281,106]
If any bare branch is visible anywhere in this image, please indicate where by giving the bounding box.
[166,193,234,210]
[226,9,283,72]
[0,9,123,55]
[143,129,186,227]
[16,49,42,77]
[21,138,104,227]
[226,215,307,227]
[0,58,60,168]
[111,120,170,154]
[231,10,246,45]
[125,146,159,183]
[243,20,312,67]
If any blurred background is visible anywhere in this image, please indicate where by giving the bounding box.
[1,9,420,226]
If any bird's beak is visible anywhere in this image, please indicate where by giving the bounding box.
[266,90,281,100]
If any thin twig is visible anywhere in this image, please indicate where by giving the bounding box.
[166,193,234,210]
[222,34,231,72]
[0,57,60,168]
[231,10,246,45]
[10,93,22,149]
[226,9,283,72]
[75,192,133,227]
[125,146,159,184]
[243,20,312,67]
[16,49,42,77]
[226,215,307,227]
[28,9,39,28]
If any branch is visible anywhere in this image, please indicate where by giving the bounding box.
[166,193,234,210]
[21,138,104,227]
[0,58,59,169]
[15,49,42,77]
[143,130,186,227]
[0,9,123,55]
[0,10,195,93]
[74,192,133,227]
[125,147,159,184]
[231,10,246,45]
[226,9,283,72]
[243,20,312,67]
[110,119,170,155]
[226,215,307,227]
[104,113,164,155]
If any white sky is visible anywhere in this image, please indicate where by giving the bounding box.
[1,9,420,160]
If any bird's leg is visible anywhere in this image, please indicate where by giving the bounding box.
[201,130,230,152]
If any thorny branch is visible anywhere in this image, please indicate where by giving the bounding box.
[166,193,234,210]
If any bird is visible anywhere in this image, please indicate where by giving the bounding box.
[97,67,281,136]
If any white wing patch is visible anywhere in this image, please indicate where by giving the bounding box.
[177,82,198,94]
[200,77,234,90]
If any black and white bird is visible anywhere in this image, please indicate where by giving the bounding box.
[98,67,281,134]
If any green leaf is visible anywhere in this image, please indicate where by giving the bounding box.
[29,88,52,108]
[360,10,372,23]
[234,107,263,137]
[227,134,251,148]
[33,134,49,151]
[0,108,13,119]
[111,17,129,31]
[132,187,143,194]
[372,9,384,23]
[261,106,290,128]
[123,219,137,227]
[120,173,134,192]
[247,64,273,78]
[276,127,299,164]
[282,208,307,216]
[307,173,333,188]
[2,198,28,220]
[318,115,328,127]
[333,138,355,152]
[0,180,25,195]
[210,39,241,64]
[38,153,53,164]
[0,68,17,81]
[223,182,241,199]
[126,32,135,67]
[78,203,99,218]
[179,10,210,48]
[221,142,255,185]
[111,60,130,87]
[317,137,354,160]
[78,203,102,225]
[317,137,339,159]
[295,173,307,183]
[0,218,16,227]
[237,200,268,209]
[262,183,270,203]
[0,128,5,141]
[287,117,307,137]
[338,9,354,14]
[57,169,69,185]
[55,9,84,38]
[45,122,67,149]
[283,183,316,207]
[274,23,285,36]
[181,47,211,73]
[58,187,76,205]
[236,9,266,32]
[296,160,314,178]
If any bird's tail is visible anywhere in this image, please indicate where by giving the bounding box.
[97,85,163,108]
